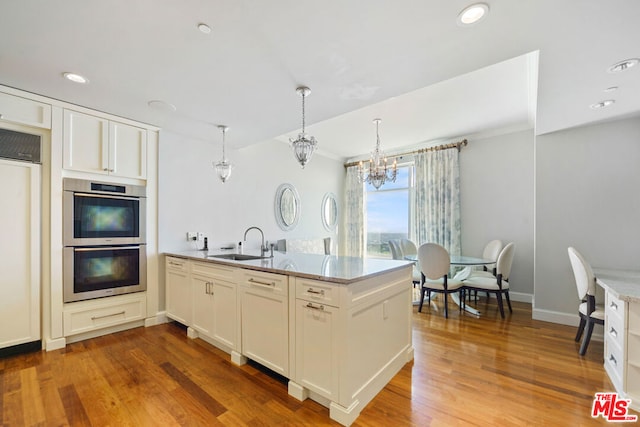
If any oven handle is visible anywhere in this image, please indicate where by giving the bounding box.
[73,192,140,200]
[73,246,141,252]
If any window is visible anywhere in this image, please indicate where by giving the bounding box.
[365,164,414,258]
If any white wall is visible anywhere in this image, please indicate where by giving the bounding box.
[534,116,640,324]
[460,129,535,300]
[158,131,344,254]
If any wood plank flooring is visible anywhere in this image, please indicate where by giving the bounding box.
[0,297,630,426]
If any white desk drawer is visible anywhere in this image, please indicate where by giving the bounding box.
[606,292,625,322]
[606,309,626,351]
[605,337,625,387]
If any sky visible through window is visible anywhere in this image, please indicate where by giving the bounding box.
[366,165,412,257]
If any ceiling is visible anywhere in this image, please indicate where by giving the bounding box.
[1,0,639,161]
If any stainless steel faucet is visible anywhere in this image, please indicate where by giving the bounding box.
[243,226,269,257]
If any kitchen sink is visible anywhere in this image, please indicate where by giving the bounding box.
[207,253,267,261]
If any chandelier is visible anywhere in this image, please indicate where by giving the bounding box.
[213,125,233,183]
[358,118,397,190]
[289,86,317,168]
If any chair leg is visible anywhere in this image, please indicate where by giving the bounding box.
[418,287,426,312]
[575,316,586,342]
[496,292,505,318]
[579,320,595,355]
[505,291,513,313]
[444,292,449,318]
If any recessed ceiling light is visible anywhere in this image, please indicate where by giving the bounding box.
[457,3,489,26]
[148,100,177,112]
[590,100,615,109]
[607,58,639,73]
[198,23,212,34]
[63,72,88,84]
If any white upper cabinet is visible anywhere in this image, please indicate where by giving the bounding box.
[0,91,51,129]
[63,109,147,179]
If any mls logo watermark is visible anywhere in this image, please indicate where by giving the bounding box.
[592,392,638,422]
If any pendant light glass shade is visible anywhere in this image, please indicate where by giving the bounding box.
[289,86,317,168]
[213,125,233,183]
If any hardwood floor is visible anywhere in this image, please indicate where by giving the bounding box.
[0,297,629,426]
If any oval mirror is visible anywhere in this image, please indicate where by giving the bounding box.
[275,183,300,231]
[321,192,338,232]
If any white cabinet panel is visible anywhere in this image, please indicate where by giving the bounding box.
[165,257,191,326]
[0,92,51,128]
[240,270,289,376]
[63,109,147,179]
[0,159,40,349]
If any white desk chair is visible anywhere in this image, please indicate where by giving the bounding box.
[568,247,604,356]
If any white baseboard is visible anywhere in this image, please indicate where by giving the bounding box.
[508,291,532,303]
[532,307,603,341]
[145,312,168,327]
[45,337,66,352]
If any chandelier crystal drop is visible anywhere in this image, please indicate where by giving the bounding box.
[213,125,233,183]
[289,86,317,168]
[358,118,397,190]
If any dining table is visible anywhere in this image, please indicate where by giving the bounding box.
[405,254,494,315]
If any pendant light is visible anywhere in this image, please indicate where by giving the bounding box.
[358,118,397,190]
[213,125,233,183]
[289,86,317,168]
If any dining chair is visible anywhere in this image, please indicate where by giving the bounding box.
[417,243,464,318]
[460,239,504,301]
[461,242,515,318]
[389,239,421,288]
[567,247,605,356]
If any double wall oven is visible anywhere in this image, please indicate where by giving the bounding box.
[63,178,147,303]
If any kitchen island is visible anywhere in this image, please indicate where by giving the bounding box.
[165,250,414,426]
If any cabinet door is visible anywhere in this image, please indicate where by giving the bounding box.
[295,299,339,401]
[240,273,289,376]
[109,121,147,179]
[211,279,237,350]
[191,275,214,337]
[63,110,109,175]
[0,160,40,349]
[165,258,191,326]
[0,92,51,128]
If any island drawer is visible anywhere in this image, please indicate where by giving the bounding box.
[192,260,235,281]
[166,256,188,272]
[296,278,339,307]
[240,270,288,296]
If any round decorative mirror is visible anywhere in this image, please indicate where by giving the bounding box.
[275,183,300,231]
[321,192,338,232]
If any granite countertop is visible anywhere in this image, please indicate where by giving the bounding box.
[593,268,640,303]
[165,250,413,284]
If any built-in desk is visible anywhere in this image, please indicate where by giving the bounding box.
[594,268,640,412]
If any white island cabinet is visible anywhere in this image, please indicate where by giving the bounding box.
[164,251,414,426]
[595,269,640,413]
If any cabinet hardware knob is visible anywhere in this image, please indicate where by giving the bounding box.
[610,327,617,338]
[609,354,617,366]
[103,168,109,171]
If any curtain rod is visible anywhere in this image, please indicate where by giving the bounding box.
[343,138,468,168]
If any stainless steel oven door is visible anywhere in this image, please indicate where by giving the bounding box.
[63,245,147,303]
[63,191,146,246]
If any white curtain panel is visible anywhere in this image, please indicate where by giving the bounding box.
[343,165,365,257]
[412,149,462,256]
